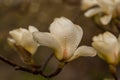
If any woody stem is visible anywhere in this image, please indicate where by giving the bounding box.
[109,65,118,80]
[0,54,64,78]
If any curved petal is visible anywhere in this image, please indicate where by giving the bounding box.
[33,31,63,60]
[92,41,119,64]
[97,0,114,13]
[9,28,28,45]
[103,32,118,44]
[81,0,97,10]
[67,46,96,62]
[21,31,39,54]
[28,25,39,33]
[100,15,112,25]
[84,8,101,17]
[49,17,83,59]
[66,24,83,59]
[93,32,118,44]
[93,34,103,42]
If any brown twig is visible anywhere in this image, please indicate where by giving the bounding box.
[0,55,40,74]
[0,54,64,78]
[43,62,65,78]
[109,65,118,80]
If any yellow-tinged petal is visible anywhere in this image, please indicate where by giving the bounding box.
[28,25,39,33]
[9,28,27,45]
[33,32,63,60]
[84,8,101,17]
[92,32,120,64]
[9,27,39,54]
[81,0,97,10]
[21,31,39,54]
[100,15,112,25]
[67,46,96,62]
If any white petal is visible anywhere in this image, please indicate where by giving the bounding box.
[97,0,116,14]
[84,8,101,17]
[33,31,63,60]
[100,15,112,25]
[64,25,83,59]
[28,25,39,33]
[98,0,114,6]
[93,34,103,42]
[9,28,28,45]
[81,0,97,10]
[67,46,96,62]
[103,32,118,44]
[49,17,83,59]
[21,31,39,54]
[92,42,119,63]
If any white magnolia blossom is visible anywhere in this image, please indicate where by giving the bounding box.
[84,0,120,25]
[8,26,39,55]
[33,17,96,62]
[92,32,120,65]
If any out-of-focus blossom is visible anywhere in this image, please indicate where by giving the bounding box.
[33,17,96,62]
[81,0,97,10]
[83,0,120,25]
[92,32,120,65]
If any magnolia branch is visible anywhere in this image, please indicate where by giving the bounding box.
[0,54,64,78]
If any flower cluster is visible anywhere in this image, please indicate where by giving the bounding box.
[82,0,120,25]
[33,17,96,62]
[5,1,120,79]
[8,17,96,63]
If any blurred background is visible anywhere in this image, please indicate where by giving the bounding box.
[0,0,120,80]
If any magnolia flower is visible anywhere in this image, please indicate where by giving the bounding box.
[92,32,120,65]
[81,0,97,10]
[33,17,96,62]
[8,26,39,54]
[8,26,39,64]
[84,0,120,25]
